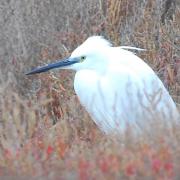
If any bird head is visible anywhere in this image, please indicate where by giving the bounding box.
[26,36,111,75]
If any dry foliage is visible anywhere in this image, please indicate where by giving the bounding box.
[0,0,179,179]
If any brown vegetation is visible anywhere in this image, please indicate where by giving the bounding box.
[0,0,179,179]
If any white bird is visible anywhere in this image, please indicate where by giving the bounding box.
[26,36,179,134]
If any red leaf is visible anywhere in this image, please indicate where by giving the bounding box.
[46,145,54,156]
[125,163,136,176]
[152,159,162,173]
[4,149,12,159]
[78,159,90,180]
[164,162,173,172]
[99,158,109,173]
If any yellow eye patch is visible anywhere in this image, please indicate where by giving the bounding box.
[80,56,86,62]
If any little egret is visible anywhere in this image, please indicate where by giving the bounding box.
[26,36,179,134]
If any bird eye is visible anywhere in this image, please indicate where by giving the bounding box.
[80,56,86,62]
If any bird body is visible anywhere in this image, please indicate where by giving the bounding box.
[26,36,179,134]
[74,47,179,133]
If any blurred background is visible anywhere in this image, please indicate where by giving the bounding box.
[0,0,179,179]
[0,0,179,97]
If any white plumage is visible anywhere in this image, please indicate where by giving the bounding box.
[27,36,179,134]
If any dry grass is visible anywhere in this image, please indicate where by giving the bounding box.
[0,0,180,179]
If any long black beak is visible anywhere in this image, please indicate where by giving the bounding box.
[26,58,78,75]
